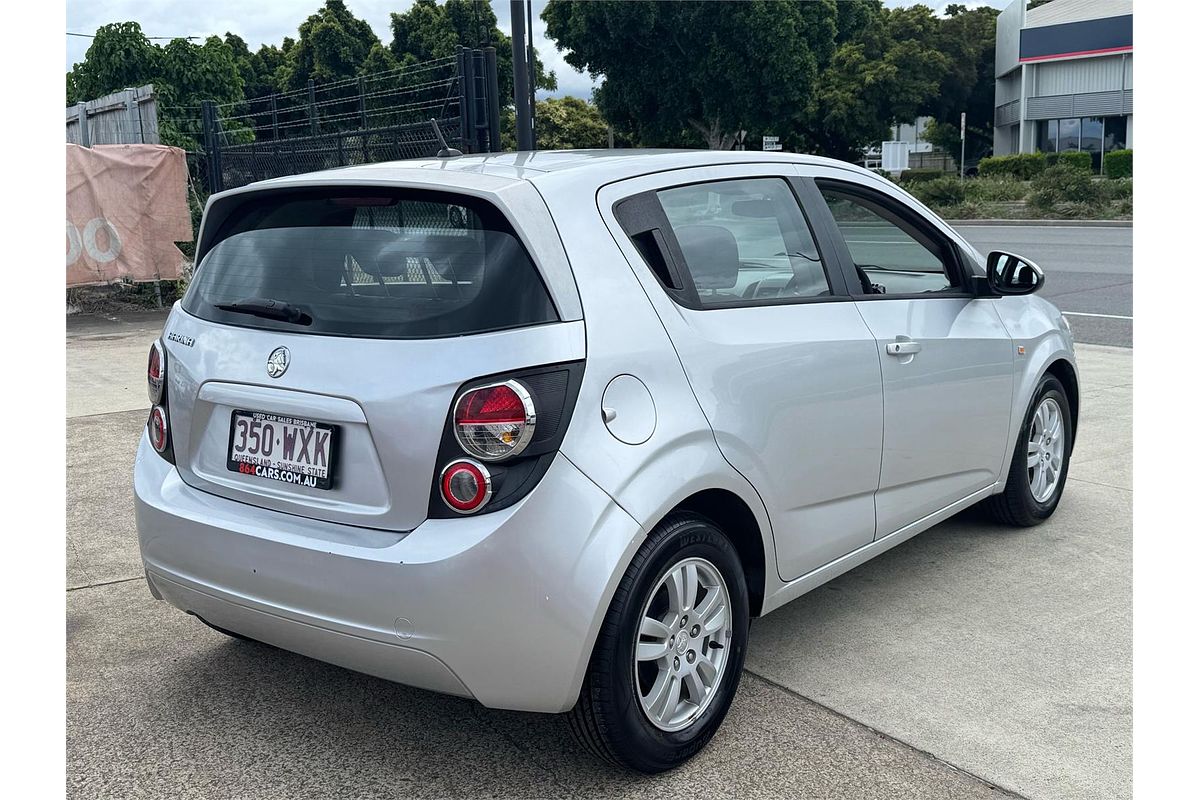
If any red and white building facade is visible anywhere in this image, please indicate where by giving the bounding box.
[993,0,1132,167]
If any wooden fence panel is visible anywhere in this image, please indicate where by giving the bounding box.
[66,85,160,146]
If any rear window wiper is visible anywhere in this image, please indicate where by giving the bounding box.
[215,297,313,326]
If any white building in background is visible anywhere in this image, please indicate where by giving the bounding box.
[993,0,1132,169]
[891,116,935,153]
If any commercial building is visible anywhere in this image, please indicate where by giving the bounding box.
[993,0,1132,169]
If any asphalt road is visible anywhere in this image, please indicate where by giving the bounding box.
[66,308,1131,800]
[954,225,1132,347]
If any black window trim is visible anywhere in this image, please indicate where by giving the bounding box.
[806,177,974,302]
[612,174,853,312]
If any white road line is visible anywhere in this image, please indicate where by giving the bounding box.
[1062,311,1133,320]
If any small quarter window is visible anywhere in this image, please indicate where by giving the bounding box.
[656,178,831,307]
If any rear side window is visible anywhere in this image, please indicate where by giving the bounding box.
[184,189,558,339]
[656,178,831,307]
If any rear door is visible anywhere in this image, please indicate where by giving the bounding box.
[805,177,1014,536]
[603,165,884,583]
[164,183,582,532]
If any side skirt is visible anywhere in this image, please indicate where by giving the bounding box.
[759,483,998,615]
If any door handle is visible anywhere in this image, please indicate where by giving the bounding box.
[885,341,922,356]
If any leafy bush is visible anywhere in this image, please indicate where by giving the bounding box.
[905,176,966,206]
[1029,164,1105,211]
[979,152,1047,180]
[1046,150,1093,173]
[1099,178,1132,202]
[936,200,991,219]
[897,168,946,183]
[1104,149,1133,179]
[964,177,1028,202]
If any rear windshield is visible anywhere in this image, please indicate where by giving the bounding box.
[183,188,558,339]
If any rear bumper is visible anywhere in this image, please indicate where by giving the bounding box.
[133,433,643,713]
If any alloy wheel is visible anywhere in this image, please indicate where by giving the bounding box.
[1027,396,1066,503]
[633,557,734,732]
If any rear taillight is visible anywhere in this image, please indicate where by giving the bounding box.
[429,362,583,519]
[440,459,492,514]
[147,340,165,404]
[146,339,173,463]
[453,380,536,461]
[149,406,169,453]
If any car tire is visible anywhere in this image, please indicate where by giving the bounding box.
[567,512,749,773]
[984,374,1073,527]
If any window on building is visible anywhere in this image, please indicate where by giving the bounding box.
[1059,117,1080,151]
[1081,118,1103,153]
[1038,119,1059,153]
[1036,116,1129,163]
[1104,117,1128,151]
[1081,117,1104,170]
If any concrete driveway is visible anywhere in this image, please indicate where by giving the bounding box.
[66,310,1129,799]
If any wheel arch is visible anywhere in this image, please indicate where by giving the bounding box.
[1045,357,1080,447]
[663,489,767,618]
[997,344,1080,492]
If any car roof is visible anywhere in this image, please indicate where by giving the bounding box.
[248,149,879,193]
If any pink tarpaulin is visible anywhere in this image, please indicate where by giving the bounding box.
[66,144,193,287]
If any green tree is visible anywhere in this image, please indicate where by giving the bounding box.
[156,36,246,147]
[224,33,290,101]
[66,23,245,149]
[360,42,402,76]
[925,4,1000,161]
[544,0,840,150]
[281,0,382,89]
[535,96,610,150]
[390,0,557,105]
[802,4,951,160]
[66,22,160,104]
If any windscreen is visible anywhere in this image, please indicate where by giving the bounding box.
[183,188,558,339]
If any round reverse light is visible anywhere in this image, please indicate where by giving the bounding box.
[149,405,169,453]
[147,340,165,404]
[453,380,536,461]
[439,459,492,514]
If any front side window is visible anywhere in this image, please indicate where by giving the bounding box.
[184,189,557,339]
[656,178,830,307]
[819,187,958,296]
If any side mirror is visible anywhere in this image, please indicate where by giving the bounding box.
[986,250,1045,296]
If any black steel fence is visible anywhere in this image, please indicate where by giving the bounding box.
[191,47,502,195]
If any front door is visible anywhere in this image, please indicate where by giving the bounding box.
[808,179,1014,536]
[601,166,884,583]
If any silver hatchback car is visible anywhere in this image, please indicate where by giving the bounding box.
[135,150,1077,772]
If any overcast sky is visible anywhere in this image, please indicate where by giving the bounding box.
[66,0,1007,100]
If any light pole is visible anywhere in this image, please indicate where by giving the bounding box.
[960,111,966,180]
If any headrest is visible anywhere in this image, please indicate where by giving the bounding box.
[673,225,740,290]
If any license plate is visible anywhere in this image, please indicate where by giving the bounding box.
[226,410,338,490]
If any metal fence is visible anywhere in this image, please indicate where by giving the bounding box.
[67,85,160,146]
[185,47,502,195]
